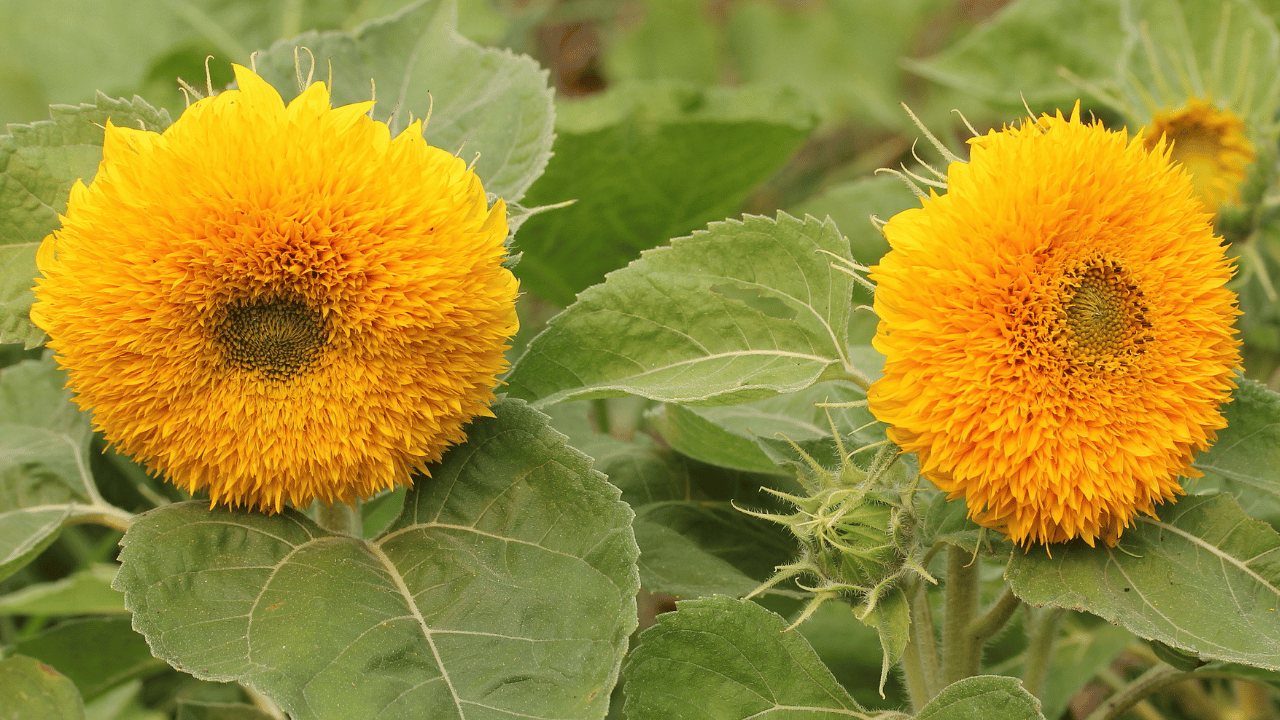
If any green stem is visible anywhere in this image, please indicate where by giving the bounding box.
[317,501,361,537]
[592,398,612,436]
[967,585,1021,649]
[68,505,134,533]
[243,685,287,720]
[1022,606,1065,699]
[940,545,981,685]
[904,579,941,711]
[1085,663,1187,720]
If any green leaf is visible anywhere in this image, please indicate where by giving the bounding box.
[651,380,882,476]
[1194,379,1280,506]
[0,654,86,720]
[914,676,1046,720]
[0,562,125,614]
[115,398,638,720]
[253,0,554,203]
[13,617,166,702]
[514,83,816,306]
[506,213,870,407]
[726,0,943,127]
[177,702,279,720]
[632,501,795,599]
[622,596,865,719]
[791,174,917,267]
[794,601,907,709]
[0,357,124,581]
[0,95,170,346]
[906,0,1125,113]
[1036,618,1132,720]
[1007,492,1280,670]
[580,435,691,508]
[602,0,721,86]
[858,584,910,699]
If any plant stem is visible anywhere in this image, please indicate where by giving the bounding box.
[1086,663,1187,720]
[903,579,941,711]
[940,545,981,685]
[317,501,361,537]
[1022,606,1064,699]
[592,398,612,436]
[967,585,1021,649]
[68,505,134,533]
[1098,670,1167,720]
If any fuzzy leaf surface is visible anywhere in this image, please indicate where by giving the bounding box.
[1194,380,1280,507]
[253,0,554,203]
[622,596,864,719]
[514,83,815,305]
[915,676,1045,720]
[1007,493,1280,669]
[0,95,170,345]
[115,398,638,720]
[506,213,868,407]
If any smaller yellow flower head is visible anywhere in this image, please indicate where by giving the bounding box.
[869,103,1240,547]
[32,65,520,512]
[1144,97,1254,215]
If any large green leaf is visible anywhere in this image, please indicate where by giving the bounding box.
[906,0,1125,113]
[253,0,554,203]
[650,380,882,476]
[514,83,815,306]
[0,96,170,346]
[506,213,871,407]
[1007,492,1280,669]
[13,617,166,702]
[622,596,865,719]
[914,676,1046,720]
[632,501,795,599]
[115,398,638,720]
[1193,380,1280,507]
[0,358,129,581]
[0,654,86,720]
[790,174,917,267]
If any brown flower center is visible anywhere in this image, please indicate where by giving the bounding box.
[218,298,327,380]
[1060,259,1151,371]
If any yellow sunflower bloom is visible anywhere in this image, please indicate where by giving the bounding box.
[31,64,520,512]
[1143,98,1254,215]
[868,104,1240,547]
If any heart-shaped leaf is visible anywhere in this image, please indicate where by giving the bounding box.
[115,398,638,720]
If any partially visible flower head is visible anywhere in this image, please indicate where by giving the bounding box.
[868,104,1240,547]
[32,64,520,512]
[1143,98,1254,214]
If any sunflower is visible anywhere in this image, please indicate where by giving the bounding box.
[1143,98,1254,215]
[31,64,520,512]
[868,104,1240,546]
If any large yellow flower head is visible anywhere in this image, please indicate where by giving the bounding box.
[1143,98,1255,215]
[868,104,1241,547]
[31,64,520,512]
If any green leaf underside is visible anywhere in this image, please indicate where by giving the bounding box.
[253,0,554,204]
[1194,380,1280,506]
[0,357,102,582]
[860,585,910,698]
[506,212,865,408]
[0,654,86,720]
[0,562,124,615]
[0,95,170,346]
[632,501,796,599]
[905,0,1126,113]
[1007,493,1280,670]
[622,596,864,719]
[514,82,815,306]
[914,676,1046,720]
[115,398,638,720]
[652,380,881,476]
[13,617,166,701]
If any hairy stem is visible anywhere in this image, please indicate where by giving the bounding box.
[317,500,361,537]
[1086,663,1187,720]
[903,579,941,711]
[941,545,981,685]
[1022,606,1065,699]
[68,505,135,533]
[967,585,1021,649]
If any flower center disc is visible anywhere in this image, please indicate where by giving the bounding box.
[1061,260,1150,368]
[218,298,327,380]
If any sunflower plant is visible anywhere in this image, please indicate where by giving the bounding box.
[5,1,1280,720]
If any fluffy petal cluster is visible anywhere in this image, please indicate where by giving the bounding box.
[32,65,519,512]
[1143,97,1254,215]
[868,105,1241,546]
